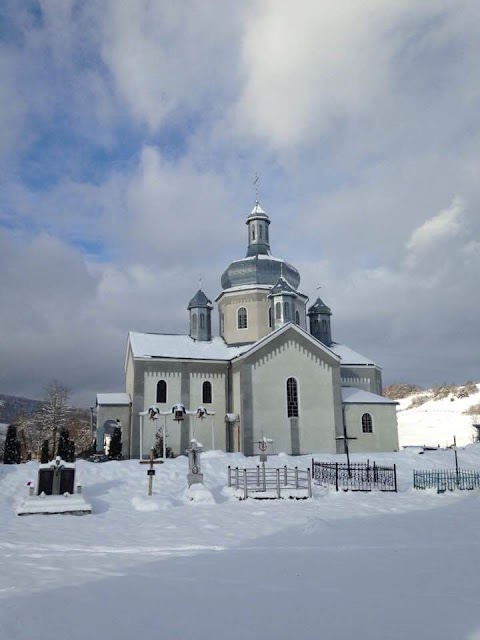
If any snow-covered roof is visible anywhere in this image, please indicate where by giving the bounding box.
[96,393,131,406]
[330,342,379,367]
[129,332,248,361]
[342,387,397,405]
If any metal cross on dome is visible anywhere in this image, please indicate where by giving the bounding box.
[254,174,260,203]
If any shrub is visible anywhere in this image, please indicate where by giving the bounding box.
[108,427,123,460]
[383,384,423,400]
[3,425,20,464]
[40,439,50,464]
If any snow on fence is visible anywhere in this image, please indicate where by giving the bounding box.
[227,465,312,499]
[312,460,397,492]
[413,469,480,492]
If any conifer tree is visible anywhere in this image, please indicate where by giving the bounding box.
[40,439,50,464]
[108,427,122,459]
[57,429,70,460]
[3,425,19,464]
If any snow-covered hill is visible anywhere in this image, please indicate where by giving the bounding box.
[396,383,480,448]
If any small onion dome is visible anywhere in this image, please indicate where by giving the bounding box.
[187,289,213,310]
[308,297,332,316]
[268,276,298,298]
[246,201,270,222]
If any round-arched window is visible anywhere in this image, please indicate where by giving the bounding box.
[362,413,373,433]
[238,307,248,329]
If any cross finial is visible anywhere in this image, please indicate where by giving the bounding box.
[316,283,322,291]
[198,275,202,290]
[254,174,260,203]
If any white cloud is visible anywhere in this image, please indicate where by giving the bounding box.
[406,198,464,267]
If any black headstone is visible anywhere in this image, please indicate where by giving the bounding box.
[37,469,54,495]
[59,468,75,495]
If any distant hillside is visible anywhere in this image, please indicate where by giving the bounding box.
[396,382,480,448]
[0,393,42,424]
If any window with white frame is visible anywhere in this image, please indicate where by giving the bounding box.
[362,413,373,433]
[200,312,205,329]
[237,307,248,329]
[275,301,281,320]
[192,314,197,330]
[295,310,300,325]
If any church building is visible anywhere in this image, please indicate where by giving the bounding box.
[97,201,399,458]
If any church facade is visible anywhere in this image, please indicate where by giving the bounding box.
[97,201,399,458]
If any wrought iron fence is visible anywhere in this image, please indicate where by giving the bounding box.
[312,460,397,492]
[227,464,312,499]
[413,469,480,492]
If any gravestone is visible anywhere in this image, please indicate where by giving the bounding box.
[186,439,203,487]
[37,457,75,495]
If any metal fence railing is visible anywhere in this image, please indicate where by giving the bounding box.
[312,460,397,492]
[227,465,312,499]
[413,469,480,492]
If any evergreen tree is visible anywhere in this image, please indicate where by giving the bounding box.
[3,425,19,464]
[153,427,174,459]
[108,427,123,459]
[57,429,70,460]
[66,439,76,463]
[40,439,50,464]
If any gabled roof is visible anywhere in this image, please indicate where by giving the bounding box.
[341,387,397,405]
[329,342,380,367]
[128,332,247,361]
[232,322,341,364]
[97,393,131,406]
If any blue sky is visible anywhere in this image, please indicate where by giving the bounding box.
[1,0,480,404]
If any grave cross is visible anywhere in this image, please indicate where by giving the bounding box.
[147,448,155,496]
[336,409,357,475]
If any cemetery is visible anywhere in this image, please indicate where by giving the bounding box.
[16,456,92,516]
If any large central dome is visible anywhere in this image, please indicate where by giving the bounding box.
[221,255,300,289]
[220,201,301,290]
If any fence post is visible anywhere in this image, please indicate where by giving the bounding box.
[262,462,266,492]
[307,468,312,498]
[295,466,299,489]
[335,462,339,492]
[284,465,288,487]
[276,468,281,499]
[243,468,248,500]
[235,467,239,490]
[227,465,231,488]
[257,465,260,487]
[393,464,397,493]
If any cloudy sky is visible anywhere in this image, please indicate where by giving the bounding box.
[1,0,479,406]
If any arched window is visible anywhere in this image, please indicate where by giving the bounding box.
[220,313,224,334]
[200,313,205,329]
[192,314,197,330]
[202,381,212,404]
[156,380,167,404]
[266,226,269,243]
[286,378,299,417]
[252,227,255,241]
[322,319,327,332]
[314,318,319,329]
[238,307,248,329]
[295,310,300,325]
[275,301,281,320]
[362,413,373,433]
[268,306,272,328]
[284,301,290,321]
[259,225,263,240]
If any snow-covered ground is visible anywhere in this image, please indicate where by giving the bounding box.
[2,441,480,639]
[396,384,480,448]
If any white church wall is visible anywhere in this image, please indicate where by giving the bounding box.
[344,404,399,452]
[143,370,183,455]
[188,372,226,450]
[249,338,338,454]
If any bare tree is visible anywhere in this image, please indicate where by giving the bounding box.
[36,382,71,457]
